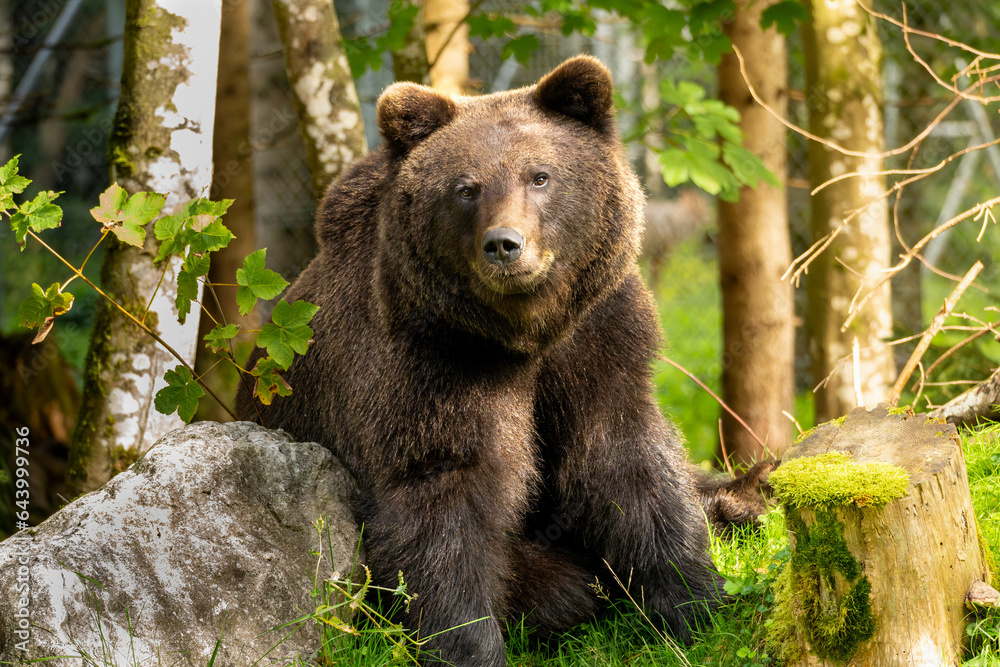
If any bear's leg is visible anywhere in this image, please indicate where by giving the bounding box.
[548,410,724,643]
[502,539,599,634]
[359,471,521,667]
[533,276,724,643]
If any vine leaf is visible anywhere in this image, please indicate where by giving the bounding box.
[154,366,205,423]
[11,190,63,249]
[91,184,166,247]
[256,299,320,370]
[0,155,31,212]
[235,249,289,316]
[18,282,74,342]
[204,323,240,354]
[176,253,210,324]
[250,357,293,405]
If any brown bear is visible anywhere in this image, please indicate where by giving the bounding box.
[237,56,770,665]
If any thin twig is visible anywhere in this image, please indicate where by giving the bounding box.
[842,197,1000,331]
[852,338,864,409]
[888,261,984,404]
[923,320,999,378]
[26,230,239,421]
[718,419,735,479]
[661,356,774,459]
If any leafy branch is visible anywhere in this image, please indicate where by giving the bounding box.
[2,156,318,424]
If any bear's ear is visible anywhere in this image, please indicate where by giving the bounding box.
[534,56,615,135]
[377,82,457,153]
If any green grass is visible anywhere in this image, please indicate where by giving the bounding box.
[304,424,1000,666]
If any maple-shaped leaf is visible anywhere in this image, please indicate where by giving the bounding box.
[250,357,293,406]
[18,282,74,343]
[256,299,320,370]
[203,323,240,354]
[154,365,205,423]
[90,183,128,227]
[11,190,62,248]
[101,184,167,248]
[176,253,210,324]
[235,249,289,316]
[0,155,31,212]
[187,218,234,255]
[153,207,189,262]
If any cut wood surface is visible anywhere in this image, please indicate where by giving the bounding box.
[780,404,989,666]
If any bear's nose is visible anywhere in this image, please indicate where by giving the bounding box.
[482,227,524,267]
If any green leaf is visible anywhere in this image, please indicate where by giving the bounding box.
[501,34,540,65]
[381,0,420,52]
[90,185,165,247]
[90,183,128,226]
[658,148,691,187]
[0,155,31,212]
[235,249,289,316]
[561,11,596,37]
[256,299,319,369]
[18,282,74,330]
[151,198,233,262]
[466,13,516,39]
[176,253,210,325]
[761,0,809,36]
[187,218,234,255]
[660,80,705,108]
[344,37,384,79]
[10,190,63,248]
[153,208,189,262]
[250,357,293,405]
[722,142,781,190]
[204,323,240,354]
[154,366,205,423]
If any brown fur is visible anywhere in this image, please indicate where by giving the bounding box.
[238,56,769,666]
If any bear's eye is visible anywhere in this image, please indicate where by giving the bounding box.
[458,186,475,199]
[532,174,549,188]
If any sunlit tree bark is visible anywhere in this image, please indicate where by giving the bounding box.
[70,0,221,492]
[803,0,895,422]
[717,0,794,465]
[271,0,367,198]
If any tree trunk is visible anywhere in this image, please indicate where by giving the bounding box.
[392,0,431,85]
[271,0,367,199]
[68,0,221,493]
[195,0,257,423]
[426,0,469,95]
[774,404,989,665]
[803,0,896,422]
[716,0,794,465]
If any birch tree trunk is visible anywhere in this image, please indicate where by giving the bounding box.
[271,0,367,199]
[803,0,895,422]
[717,0,794,464]
[426,0,469,96]
[195,0,256,423]
[68,0,221,493]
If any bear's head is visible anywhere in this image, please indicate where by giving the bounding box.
[374,56,645,354]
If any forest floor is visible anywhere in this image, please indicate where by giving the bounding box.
[301,423,1000,667]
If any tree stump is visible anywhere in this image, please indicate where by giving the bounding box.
[770,403,991,666]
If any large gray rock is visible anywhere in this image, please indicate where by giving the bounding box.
[0,422,361,665]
